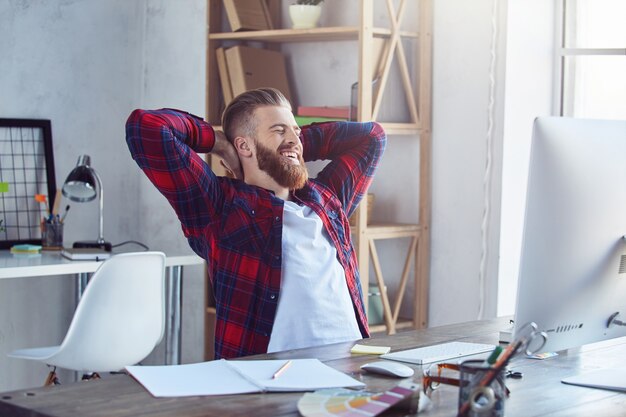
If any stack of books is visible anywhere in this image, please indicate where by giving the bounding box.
[61,248,111,261]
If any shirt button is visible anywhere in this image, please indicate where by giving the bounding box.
[274,255,280,261]
[251,210,256,215]
[270,294,276,300]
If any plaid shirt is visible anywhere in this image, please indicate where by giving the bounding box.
[126,108,386,359]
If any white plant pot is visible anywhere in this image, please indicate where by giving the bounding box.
[289,5,322,29]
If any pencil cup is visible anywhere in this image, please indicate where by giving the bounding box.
[458,359,506,417]
[42,222,63,250]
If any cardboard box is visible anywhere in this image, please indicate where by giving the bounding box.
[223,0,273,32]
[215,47,233,105]
[225,45,292,103]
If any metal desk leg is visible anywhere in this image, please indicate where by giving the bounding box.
[76,272,91,304]
[165,265,183,365]
[74,272,91,381]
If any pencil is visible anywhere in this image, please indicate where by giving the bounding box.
[272,360,292,379]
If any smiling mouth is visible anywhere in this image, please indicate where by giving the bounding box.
[280,150,300,165]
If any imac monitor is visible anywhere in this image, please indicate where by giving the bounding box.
[512,116,626,355]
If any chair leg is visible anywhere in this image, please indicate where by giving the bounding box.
[44,368,60,386]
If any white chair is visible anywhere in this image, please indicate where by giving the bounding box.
[9,251,166,385]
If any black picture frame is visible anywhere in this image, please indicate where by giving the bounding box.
[0,118,57,249]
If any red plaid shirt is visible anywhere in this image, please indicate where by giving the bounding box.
[126,109,386,359]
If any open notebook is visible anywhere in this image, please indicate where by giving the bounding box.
[126,358,364,397]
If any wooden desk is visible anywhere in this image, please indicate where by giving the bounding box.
[1,317,625,417]
[0,250,204,365]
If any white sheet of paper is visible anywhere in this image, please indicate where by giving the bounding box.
[228,358,365,392]
[126,360,260,397]
[126,358,364,397]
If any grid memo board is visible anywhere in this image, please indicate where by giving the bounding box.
[0,118,57,249]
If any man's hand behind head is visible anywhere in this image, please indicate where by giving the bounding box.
[213,130,243,180]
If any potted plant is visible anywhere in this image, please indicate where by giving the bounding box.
[289,0,324,29]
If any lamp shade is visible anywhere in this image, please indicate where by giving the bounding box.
[61,154,111,251]
[62,156,98,202]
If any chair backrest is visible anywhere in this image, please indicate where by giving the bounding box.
[49,251,166,372]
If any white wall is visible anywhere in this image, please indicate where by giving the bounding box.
[498,1,556,315]
[429,0,508,325]
[0,0,205,392]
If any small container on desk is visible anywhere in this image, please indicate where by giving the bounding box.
[458,359,507,417]
[42,220,63,251]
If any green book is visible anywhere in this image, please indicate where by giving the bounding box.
[294,116,347,126]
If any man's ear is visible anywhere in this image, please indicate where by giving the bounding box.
[234,136,253,157]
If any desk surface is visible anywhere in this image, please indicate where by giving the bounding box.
[0,250,203,279]
[1,317,625,417]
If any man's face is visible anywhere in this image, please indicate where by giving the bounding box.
[252,106,308,190]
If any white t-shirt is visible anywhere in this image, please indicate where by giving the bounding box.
[267,200,362,352]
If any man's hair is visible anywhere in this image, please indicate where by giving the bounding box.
[221,88,292,142]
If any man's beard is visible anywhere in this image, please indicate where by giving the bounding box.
[255,140,308,190]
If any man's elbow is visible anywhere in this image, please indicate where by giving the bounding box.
[126,109,147,129]
[369,121,387,152]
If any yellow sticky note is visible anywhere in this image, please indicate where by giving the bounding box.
[350,344,391,355]
[0,182,9,193]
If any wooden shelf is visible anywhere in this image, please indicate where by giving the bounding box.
[205,0,432,356]
[208,123,421,136]
[362,223,421,239]
[209,26,418,43]
[381,123,422,136]
[370,318,414,334]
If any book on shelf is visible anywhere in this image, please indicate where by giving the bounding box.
[223,0,273,32]
[225,45,292,103]
[297,106,350,119]
[61,248,111,261]
[126,358,364,397]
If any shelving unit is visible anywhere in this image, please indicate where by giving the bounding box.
[204,0,431,359]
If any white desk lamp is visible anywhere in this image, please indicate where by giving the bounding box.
[62,155,112,251]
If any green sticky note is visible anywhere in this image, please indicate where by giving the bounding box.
[0,182,8,193]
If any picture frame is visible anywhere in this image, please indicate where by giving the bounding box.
[0,118,57,249]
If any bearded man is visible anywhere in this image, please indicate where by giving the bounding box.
[126,88,386,359]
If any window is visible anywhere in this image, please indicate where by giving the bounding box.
[559,0,626,119]
[497,1,624,317]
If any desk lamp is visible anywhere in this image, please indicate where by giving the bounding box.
[62,155,112,251]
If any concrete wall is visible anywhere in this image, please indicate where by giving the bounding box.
[0,0,205,392]
[429,0,508,325]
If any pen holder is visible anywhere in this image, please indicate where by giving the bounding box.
[42,221,63,250]
[458,359,506,417]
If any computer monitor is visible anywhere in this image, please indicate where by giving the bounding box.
[512,116,626,354]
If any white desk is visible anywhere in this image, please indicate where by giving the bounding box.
[0,250,204,365]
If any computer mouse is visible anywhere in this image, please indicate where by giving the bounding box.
[360,361,415,378]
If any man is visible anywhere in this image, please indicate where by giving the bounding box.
[126,88,386,359]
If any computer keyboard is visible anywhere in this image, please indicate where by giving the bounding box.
[380,341,496,365]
